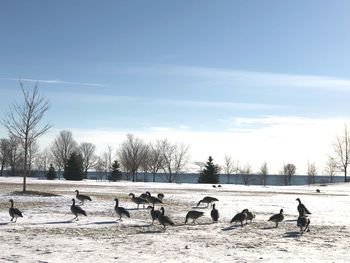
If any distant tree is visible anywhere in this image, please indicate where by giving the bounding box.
[324,157,338,183]
[28,141,40,176]
[118,134,147,182]
[79,142,97,178]
[63,152,84,181]
[8,135,23,176]
[240,163,252,185]
[46,163,57,180]
[140,145,150,182]
[259,162,269,186]
[0,138,10,176]
[307,161,317,185]
[50,130,77,179]
[108,160,122,182]
[198,156,220,184]
[148,141,164,182]
[332,124,350,182]
[1,83,51,191]
[281,163,296,185]
[35,148,51,174]
[223,155,235,184]
[160,139,190,183]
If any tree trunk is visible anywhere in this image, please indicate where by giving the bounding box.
[0,163,4,176]
[153,172,156,182]
[345,166,347,182]
[227,174,230,184]
[23,139,28,192]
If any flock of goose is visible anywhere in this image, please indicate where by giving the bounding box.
[7,189,312,233]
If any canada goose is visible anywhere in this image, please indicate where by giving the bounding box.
[316,189,320,193]
[145,191,163,207]
[158,207,175,229]
[128,193,148,209]
[9,199,23,222]
[230,210,247,227]
[268,209,284,228]
[114,198,130,221]
[197,196,219,207]
[212,185,217,188]
[139,193,148,199]
[297,215,310,233]
[243,209,255,224]
[147,205,161,225]
[211,203,219,222]
[218,185,222,188]
[296,198,311,216]
[70,198,87,221]
[74,190,92,205]
[185,210,204,224]
[157,193,165,201]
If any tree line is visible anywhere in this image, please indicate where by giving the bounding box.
[0,84,349,191]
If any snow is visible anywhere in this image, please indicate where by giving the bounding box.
[0,177,350,262]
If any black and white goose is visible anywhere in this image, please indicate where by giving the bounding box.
[75,190,92,205]
[268,209,284,228]
[185,210,204,224]
[70,198,87,221]
[230,210,247,227]
[158,207,175,229]
[147,205,161,225]
[211,203,219,222]
[114,198,130,221]
[9,199,23,222]
[128,193,148,209]
[296,198,311,216]
[297,215,311,233]
[145,191,163,207]
[197,196,219,207]
[243,209,255,224]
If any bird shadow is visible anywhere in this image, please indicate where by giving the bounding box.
[89,220,118,225]
[221,225,241,231]
[42,220,74,225]
[127,208,146,211]
[262,226,277,230]
[285,219,297,222]
[191,206,208,209]
[0,222,9,226]
[283,231,301,238]
[137,229,163,234]
[129,224,152,228]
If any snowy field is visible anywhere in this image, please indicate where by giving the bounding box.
[0,177,350,263]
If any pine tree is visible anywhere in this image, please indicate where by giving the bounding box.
[108,160,122,182]
[198,156,220,184]
[63,152,84,181]
[46,163,57,180]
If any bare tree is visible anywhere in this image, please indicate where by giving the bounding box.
[140,145,150,182]
[324,157,338,183]
[28,141,40,176]
[0,138,10,176]
[79,142,97,178]
[223,155,235,184]
[281,163,296,185]
[1,84,51,191]
[307,161,317,185]
[259,162,269,186]
[35,148,51,175]
[148,141,165,182]
[50,130,77,179]
[240,163,252,185]
[7,136,22,176]
[160,139,190,183]
[118,134,147,182]
[332,124,350,182]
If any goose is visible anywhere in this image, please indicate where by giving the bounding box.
[114,198,130,221]
[297,215,310,233]
[218,185,222,188]
[128,193,148,209]
[210,203,219,222]
[147,205,161,225]
[230,210,247,227]
[185,210,204,224]
[145,191,163,207]
[316,189,320,193]
[157,193,165,201]
[139,192,148,199]
[268,209,284,228]
[197,196,219,207]
[296,198,311,216]
[158,207,175,229]
[212,185,217,188]
[9,199,23,222]
[243,209,255,224]
[70,198,87,221]
[74,190,92,205]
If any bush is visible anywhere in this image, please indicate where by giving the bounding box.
[46,164,57,180]
[63,152,84,181]
[108,160,122,182]
[198,156,220,184]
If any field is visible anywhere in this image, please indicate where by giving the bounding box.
[0,177,349,263]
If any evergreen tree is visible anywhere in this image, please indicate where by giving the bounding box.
[108,160,122,182]
[46,163,57,180]
[63,151,84,181]
[198,156,220,184]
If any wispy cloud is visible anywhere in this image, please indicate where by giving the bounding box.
[0,77,110,88]
[122,64,350,91]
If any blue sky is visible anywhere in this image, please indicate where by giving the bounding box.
[1,1,350,173]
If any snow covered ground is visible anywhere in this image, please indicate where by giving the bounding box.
[0,177,349,262]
